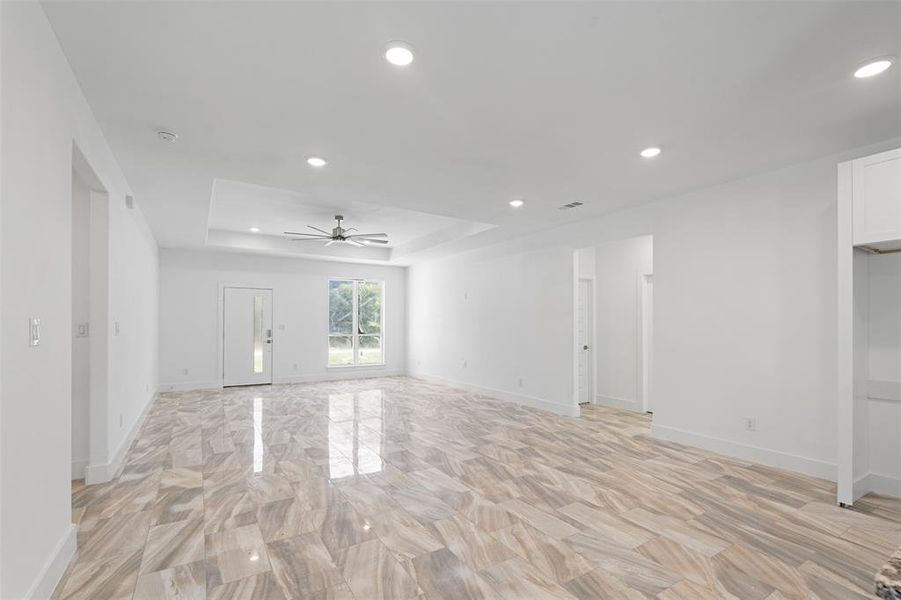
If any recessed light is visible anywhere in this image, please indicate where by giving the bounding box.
[157,130,178,143]
[854,58,893,78]
[384,41,415,66]
[249,227,260,233]
[640,147,661,158]
[307,157,327,167]
[509,199,525,208]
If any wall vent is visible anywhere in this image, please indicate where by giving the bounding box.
[559,201,584,210]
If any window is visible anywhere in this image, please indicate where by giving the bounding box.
[329,279,383,366]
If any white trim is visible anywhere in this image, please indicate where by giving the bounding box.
[84,392,157,484]
[274,369,405,385]
[410,371,580,418]
[24,524,76,600]
[158,380,222,392]
[71,458,88,480]
[836,159,855,504]
[576,278,594,405]
[869,380,901,402]
[854,472,901,498]
[595,394,642,412]
[639,273,654,413]
[651,423,836,481]
[327,363,387,370]
[160,369,405,392]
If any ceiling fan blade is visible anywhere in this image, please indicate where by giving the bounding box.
[284,231,330,237]
[291,237,332,241]
[346,232,387,238]
[308,225,332,235]
[357,238,389,245]
[324,240,338,247]
[345,239,365,247]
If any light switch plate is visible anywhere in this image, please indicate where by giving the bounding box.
[29,317,41,346]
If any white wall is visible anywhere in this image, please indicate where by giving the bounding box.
[865,252,901,493]
[593,235,653,409]
[71,171,90,479]
[408,245,579,416]
[409,140,900,481]
[0,4,158,597]
[159,249,406,389]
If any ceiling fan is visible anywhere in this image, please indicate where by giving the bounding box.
[284,215,388,247]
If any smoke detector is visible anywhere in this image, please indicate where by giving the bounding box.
[157,130,178,143]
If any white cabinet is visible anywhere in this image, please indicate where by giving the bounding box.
[852,148,901,247]
[838,147,901,507]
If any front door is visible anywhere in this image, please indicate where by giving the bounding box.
[223,287,273,386]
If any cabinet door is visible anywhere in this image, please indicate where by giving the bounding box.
[852,148,901,246]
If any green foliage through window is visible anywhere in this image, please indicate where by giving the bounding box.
[328,279,383,366]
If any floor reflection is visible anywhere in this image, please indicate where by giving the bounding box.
[327,389,385,480]
[252,397,264,473]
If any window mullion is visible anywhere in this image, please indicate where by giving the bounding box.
[352,280,360,365]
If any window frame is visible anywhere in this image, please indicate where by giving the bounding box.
[328,278,385,368]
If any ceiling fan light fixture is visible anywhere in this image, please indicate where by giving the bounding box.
[306,156,327,167]
[640,147,661,158]
[284,215,390,248]
[509,199,524,208]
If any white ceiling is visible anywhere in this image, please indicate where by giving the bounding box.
[207,178,494,261]
[43,1,901,264]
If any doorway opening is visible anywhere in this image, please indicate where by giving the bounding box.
[71,146,109,483]
[574,235,654,417]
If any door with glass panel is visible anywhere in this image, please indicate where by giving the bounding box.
[223,287,273,386]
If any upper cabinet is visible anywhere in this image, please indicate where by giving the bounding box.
[852,147,901,247]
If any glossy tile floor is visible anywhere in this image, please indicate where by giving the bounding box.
[54,377,901,599]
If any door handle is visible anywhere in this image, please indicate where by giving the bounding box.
[583,345,590,350]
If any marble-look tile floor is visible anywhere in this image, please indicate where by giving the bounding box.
[54,376,901,599]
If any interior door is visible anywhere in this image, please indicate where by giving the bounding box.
[223,287,273,386]
[641,274,654,413]
[578,279,593,404]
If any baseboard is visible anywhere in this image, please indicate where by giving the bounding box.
[158,380,221,392]
[274,369,406,385]
[409,371,579,418]
[854,472,901,499]
[85,392,157,484]
[25,524,76,600]
[159,370,407,393]
[869,380,901,402]
[651,423,836,481]
[71,458,88,480]
[595,394,642,412]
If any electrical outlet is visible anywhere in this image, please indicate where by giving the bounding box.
[119,414,124,427]
[76,322,89,338]
[743,417,757,432]
[462,359,468,368]
[114,321,121,336]
[518,377,523,388]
